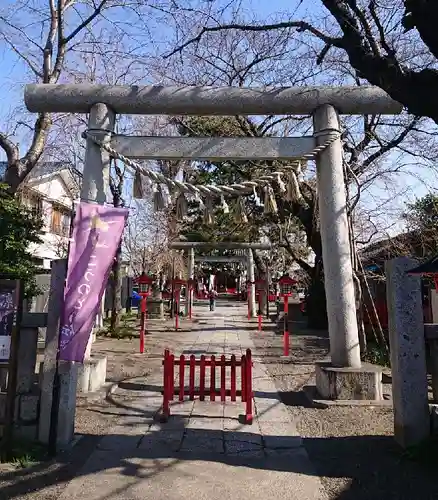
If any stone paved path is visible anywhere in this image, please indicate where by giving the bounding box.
[60,301,327,500]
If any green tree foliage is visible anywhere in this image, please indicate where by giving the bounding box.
[402,193,438,257]
[174,116,327,324]
[0,184,43,296]
[176,116,307,259]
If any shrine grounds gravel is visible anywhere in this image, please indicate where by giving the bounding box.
[252,314,438,500]
[0,319,189,500]
[1,310,438,500]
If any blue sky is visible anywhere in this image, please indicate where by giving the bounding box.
[0,0,436,238]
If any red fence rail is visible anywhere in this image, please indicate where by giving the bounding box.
[162,349,253,424]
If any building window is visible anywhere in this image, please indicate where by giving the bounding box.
[51,204,71,237]
[21,190,43,219]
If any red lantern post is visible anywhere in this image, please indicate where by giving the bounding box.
[278,274,297,357]
[172,278,186,331]
[134,273,154,354]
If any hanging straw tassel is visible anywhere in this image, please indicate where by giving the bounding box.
[285,169,303,203]
[194,192,204,210]
[203,197,214,225]
[263,185,278,214]
[175,191,188,220]
[252,186,263,207]
[164,187,172,208]
[220,195,229,214]
[275,172,287,194]
[233,197,248,223]
[133,170,145,199]
[152,184,166,212]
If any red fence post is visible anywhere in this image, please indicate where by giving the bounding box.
[179,354,185,401]
[283,295,290,357]
[241,354,246,402]
[245,348,253,424]
[200,355,206,401]
[230,354,236,402]
[162,349,170,420]
[220,355,226,402]
[189,354,195,400]
[162,350,253,423]
[210,355,216,401]
[170,354,175,400]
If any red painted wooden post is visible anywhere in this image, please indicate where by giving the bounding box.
[220,355,226,402]
[163,350,170,419]
[283,295,290,357]
[189,354,195,400]
[241,354,246,402]
[179,354,185,401]
[170,354,175,400]
[245,349,253,424]
[230,355,236,401]
[210,355,216,401]
[200,355,206,401]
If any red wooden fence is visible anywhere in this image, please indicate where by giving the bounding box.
[162,349,253,424]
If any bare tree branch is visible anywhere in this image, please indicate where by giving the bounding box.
[164,20,342,59]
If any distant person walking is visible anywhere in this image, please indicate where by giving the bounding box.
[209,288,218,311]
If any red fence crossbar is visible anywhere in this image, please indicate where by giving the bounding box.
[162,349,253,424]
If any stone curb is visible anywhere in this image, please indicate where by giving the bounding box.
[303,385,393,409]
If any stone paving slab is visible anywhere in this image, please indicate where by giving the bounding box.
[59,450,325,500]
[59,303,325,500]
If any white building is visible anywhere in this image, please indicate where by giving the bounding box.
[1,161,81,270]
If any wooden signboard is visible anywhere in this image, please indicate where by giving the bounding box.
[0,280,19,362]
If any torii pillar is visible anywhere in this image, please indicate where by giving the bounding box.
[247,249,256,318]
[185,247,195,316]
[312,104,382,401]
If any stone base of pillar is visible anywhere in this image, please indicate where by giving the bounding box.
[147,299,164,319]
[76,355,107,393]
[315,361,383,401]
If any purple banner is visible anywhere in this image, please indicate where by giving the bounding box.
[59,202,129,362]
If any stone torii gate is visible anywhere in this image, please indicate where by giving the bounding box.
[24,83,402,400]
[169,241,271,317]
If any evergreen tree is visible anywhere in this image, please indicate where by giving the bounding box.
[0,184,43,297]
[402,193,438,258]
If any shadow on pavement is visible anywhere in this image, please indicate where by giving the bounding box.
[303,434,438,500]
[1,424,437,500]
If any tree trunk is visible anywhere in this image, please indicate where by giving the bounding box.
[306,256,328,330]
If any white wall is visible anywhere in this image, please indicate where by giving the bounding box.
[27,174,75,268]
[30,174,74,209]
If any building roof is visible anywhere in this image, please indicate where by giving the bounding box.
[0,161,82,197]
[359,230,429,270]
